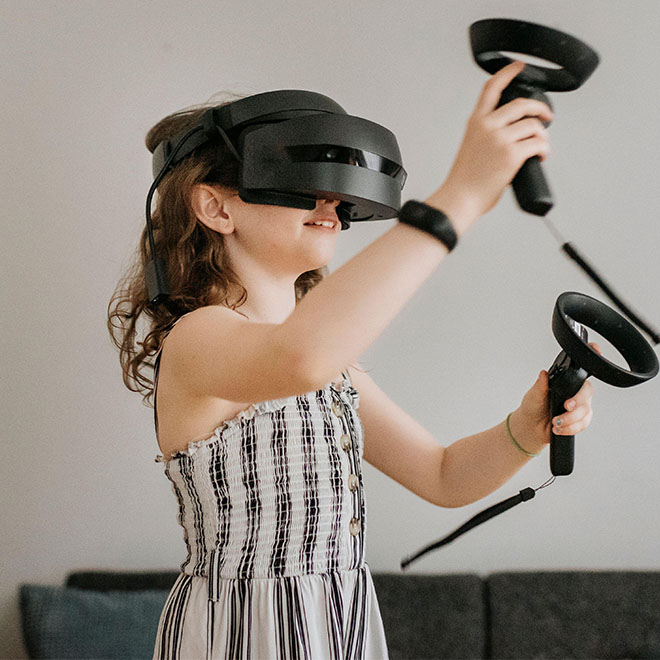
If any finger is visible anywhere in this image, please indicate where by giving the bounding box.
[553,408,593,435]
[473,60,526,118]
[500,116,549,142]
[589,341,603,355]
[511,135,551,164]
[553,400,590,427]
[490,97,554,128]
[564,381,594,411]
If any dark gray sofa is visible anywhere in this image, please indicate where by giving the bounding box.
[19,570,660,659]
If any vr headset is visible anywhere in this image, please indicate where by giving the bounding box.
[145,90,407,306]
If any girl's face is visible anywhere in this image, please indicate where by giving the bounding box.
[218,192,342,278]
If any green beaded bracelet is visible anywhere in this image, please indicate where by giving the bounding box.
[505,412,541,458]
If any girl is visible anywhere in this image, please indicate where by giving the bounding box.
[108,60,597,659]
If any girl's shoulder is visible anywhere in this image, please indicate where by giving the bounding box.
[164,305,245,341]
[156,304,294,404]
[155,305,246,366]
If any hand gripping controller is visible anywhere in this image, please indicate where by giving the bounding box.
[547,292,658,475]
[469,18,600,216]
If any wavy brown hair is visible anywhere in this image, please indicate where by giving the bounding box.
[107,93,328,407]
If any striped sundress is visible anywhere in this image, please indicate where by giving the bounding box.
[151,313,390,659]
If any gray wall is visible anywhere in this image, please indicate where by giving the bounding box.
[3,0,659,656]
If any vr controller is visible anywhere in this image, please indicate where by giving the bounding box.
[469,18,600,216]
[548,292,658,476]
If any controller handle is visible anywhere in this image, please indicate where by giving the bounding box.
[497,82,554,216]
[547,349,589,476]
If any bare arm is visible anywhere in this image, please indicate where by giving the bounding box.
[283,60,553,388]
[350,363,546,508]
[435,408,544,507]
[435,345,595,507]
[286,186,476,388]
[350,357,596,509]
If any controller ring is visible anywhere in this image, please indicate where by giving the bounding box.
[553,292,659,387]
[470,18,600,91]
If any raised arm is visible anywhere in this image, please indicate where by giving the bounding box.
[284,60,552,388]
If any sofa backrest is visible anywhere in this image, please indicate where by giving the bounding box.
[371,572,485,659]
[487,571,660,660]
[19,569,660,659]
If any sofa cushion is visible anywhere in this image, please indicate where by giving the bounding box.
[487,571,660,659]
[19,584,169,659]
[371,572,486,659]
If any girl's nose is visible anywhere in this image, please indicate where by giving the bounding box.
[317,198,340,209]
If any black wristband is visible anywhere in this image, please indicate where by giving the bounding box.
[397,200,458,252]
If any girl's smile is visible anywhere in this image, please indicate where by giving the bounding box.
[303,216,340,232]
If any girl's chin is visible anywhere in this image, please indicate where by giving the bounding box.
[308,245,335,262]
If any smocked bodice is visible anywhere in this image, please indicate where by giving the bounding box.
[154,373,368,581]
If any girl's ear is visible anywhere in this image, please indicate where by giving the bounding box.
[191,184,234,234]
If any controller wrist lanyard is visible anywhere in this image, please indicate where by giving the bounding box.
[401,18,660,570]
